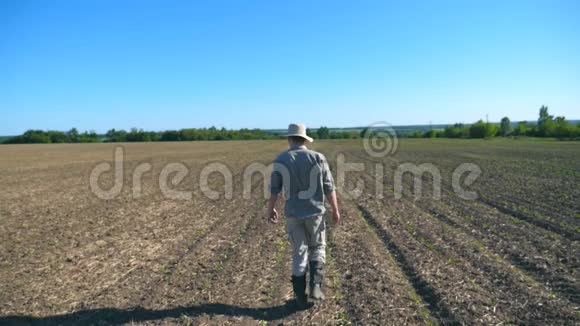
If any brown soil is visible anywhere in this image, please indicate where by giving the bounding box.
[0,139,578,325]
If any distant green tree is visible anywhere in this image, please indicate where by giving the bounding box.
[343,131,358,139]
[469,120,497,138]
[500,117,511,136]
[443,123,468,138]
[105,129,128,142]
[553,116,578,138]
[29,130,51,143]
[4,130,48,143]
[317,126,330,139]
[512,121,531,136]
[161,130,181,141]
[207,126,218,140]
[213,128,225,140]
[79,131,98,143]
[423,129,438,138]
[47,130,68,143]
[537,105,555,137]
[407,131,423,138]
[124,128,158,142]
[360,127,369,138]
[105,129,116,142]
[469,121,486,138]
[179,128,195,141]
[307,129,318,140]
[67,128,80,143]
[538,105,551,124]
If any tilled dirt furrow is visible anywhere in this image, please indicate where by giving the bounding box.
[79,200,227,309]
[415,195,580,306]
[2,140,579,325]
[394,152,578,238]
[364,196,579,323]
[111,178,270,309]
[373,155,580,303]
[387,143,580,230]
[388,166,580,305]
[0,193,192,316]
[350,163,579,322]
[330,198,433,325]
[475,190,576,226]
[354,203,467,325]
[348,151,580,304]
[476,195,579,241]
[0,165,271,322]
[167,205,345,325]
[185,210,290,325]
[0,157,212,313]
[349,149,577,242]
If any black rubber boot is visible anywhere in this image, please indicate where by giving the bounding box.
[309,261,325,301]
[291,275,308,309]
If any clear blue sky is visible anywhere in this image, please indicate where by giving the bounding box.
[1,0,579,134]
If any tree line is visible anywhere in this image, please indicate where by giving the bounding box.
[107,127,279,142]
[408,106,579,139]
[2,127,277,144]
[3,106,578,144]
[3,128,100,144]
[1,125,360,144]
[307,126,359,140]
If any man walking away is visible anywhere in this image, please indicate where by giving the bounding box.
[267,123,341,309]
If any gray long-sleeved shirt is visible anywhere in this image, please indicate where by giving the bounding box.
[269,144,335,219]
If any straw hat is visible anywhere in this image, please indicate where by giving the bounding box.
[286,123,314,143]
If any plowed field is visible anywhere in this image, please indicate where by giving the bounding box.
[0,139,578,325]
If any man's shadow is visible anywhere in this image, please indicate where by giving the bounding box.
[0,301,308,326]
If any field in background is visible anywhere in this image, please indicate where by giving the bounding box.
[0,139,578,325]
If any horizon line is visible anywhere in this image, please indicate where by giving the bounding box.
[2,119,580,137]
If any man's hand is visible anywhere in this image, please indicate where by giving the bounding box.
[328,191,340,225]
[267,193,280,224]
[332,210,341,225]
[268,208,279,224]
